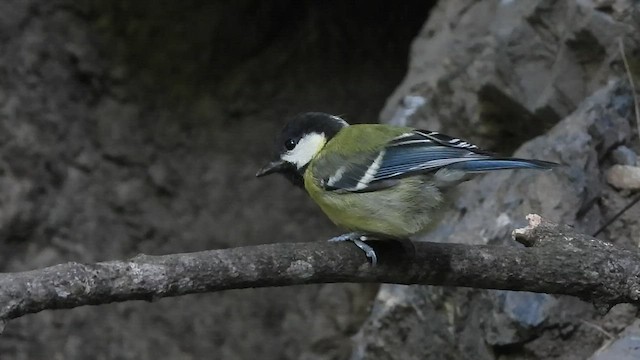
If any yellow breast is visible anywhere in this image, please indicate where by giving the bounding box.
[303,171,444,238]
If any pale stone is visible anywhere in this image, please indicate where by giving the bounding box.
[606,165,640,190]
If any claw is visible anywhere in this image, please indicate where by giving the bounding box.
[352,238,378,266]
[328,232,378,265]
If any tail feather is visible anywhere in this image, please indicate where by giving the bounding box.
[447,158,559,173]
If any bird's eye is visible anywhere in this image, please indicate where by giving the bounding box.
[285,138,297,150]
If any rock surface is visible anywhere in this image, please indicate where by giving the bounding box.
[356,82,640,360]
[611,145,638,166]
[354,0,640,359]
[606,164,640,189]
[383,0,638,153]
[590,320,640,360]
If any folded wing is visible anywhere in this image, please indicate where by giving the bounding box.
[323,130,557,193]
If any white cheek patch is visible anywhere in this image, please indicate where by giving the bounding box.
[282,133,327,169]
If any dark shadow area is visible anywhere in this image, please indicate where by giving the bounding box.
[0,1,433,359]
[478,84,560,154]
[80,0,433,111]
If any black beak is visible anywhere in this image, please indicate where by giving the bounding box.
[256,159,288,177]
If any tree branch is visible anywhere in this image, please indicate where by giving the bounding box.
[1,214,639,332]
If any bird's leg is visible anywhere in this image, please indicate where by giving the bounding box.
[328,232,378,266]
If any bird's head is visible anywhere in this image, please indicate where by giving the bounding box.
[256,112,348,187]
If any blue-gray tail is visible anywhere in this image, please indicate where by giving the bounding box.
[447,158,559,173]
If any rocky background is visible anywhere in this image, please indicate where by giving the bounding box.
[0,0,639,359]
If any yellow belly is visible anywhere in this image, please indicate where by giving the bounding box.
[304,175,446,238]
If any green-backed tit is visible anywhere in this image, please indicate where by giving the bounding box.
[256,112,557,264]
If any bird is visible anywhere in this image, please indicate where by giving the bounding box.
[256,112,558,265]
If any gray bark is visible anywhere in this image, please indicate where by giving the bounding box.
[2,215,638,331]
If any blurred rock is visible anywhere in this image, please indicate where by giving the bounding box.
[147,161,175,194]
[606,165,640,190]
[0,173,36,243]
[612,146,638,166]
[352,286,480,360]
[484,292,555,346]
[356,1,640,358]
[387,95,427,127]
[590,320,640,360]
[95,99,150,165]
[381,0,638,153]
[356,82,639,359]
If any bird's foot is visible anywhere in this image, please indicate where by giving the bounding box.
[328,232,378,266]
